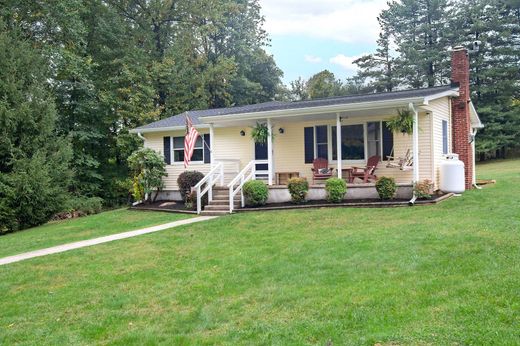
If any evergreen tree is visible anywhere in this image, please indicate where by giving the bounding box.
[0,22,72,232]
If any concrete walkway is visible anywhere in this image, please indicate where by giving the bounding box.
[0,216,217,266]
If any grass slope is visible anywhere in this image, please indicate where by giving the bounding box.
[0,209,191,258]
[0,160,519,345]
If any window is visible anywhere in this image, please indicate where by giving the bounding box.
[367,122,381,157]
[382,121,393,160]
[315,125,328,159]
[172,136,204,163]
[442,120,448,154]
[332,124,365,160]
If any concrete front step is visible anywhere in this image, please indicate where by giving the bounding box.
[200,210,231,216]
[208,200,241,207]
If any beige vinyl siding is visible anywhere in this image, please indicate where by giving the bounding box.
[425,97,452,188]
[144,109,441,190]
[143,126,252,190]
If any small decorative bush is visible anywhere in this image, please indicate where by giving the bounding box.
[177,171,208,209]
[414,179,434,199]
[54,196,104,220]
[243,180,269,206]
[128,148,167,203]
[375,177,397,200]
[325,178,347,203]
[287,177,309,204]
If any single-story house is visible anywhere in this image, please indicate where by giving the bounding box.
[131,47,483,214]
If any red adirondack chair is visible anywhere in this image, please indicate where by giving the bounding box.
[350,155,381,183]
[311,158,334,184]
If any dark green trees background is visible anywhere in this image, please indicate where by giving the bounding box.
[290,0,520,160]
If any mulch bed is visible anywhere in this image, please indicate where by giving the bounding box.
[132,193,453,214]
[238,193,453,212]
[130,201,198,214]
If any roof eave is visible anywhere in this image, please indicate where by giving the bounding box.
[199,96,428,123]
[129,124,210,134]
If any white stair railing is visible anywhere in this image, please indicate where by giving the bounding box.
[227,160,268,213]
[194,162,224,214]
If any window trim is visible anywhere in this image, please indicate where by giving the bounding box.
[442,119,449,155]
[171,136,205,165]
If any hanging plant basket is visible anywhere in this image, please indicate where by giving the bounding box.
[251,122,274,144]
[386,108,414,135]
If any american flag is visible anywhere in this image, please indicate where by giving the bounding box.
[184,114,200,168]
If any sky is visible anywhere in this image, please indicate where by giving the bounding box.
[260,0,389,84]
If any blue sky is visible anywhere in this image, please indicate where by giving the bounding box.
[260,0,388,84]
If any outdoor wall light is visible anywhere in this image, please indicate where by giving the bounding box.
[278,128,285,134]
[240,130,245,136]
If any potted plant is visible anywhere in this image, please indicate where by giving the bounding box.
[251,122,274,144]
[386,108,414,135]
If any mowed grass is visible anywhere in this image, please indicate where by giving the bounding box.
[0,209,191,258]
[0,160,519,345]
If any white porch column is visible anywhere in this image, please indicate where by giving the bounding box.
[410,103,420,184]
[336,113,342,178]
[267,118,273,185]
[209,123,215,163]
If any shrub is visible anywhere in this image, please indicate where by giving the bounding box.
[325,178,347,203]
[287,177,309,204]
[65,196,104,216]
[242,180,268,206]
[177,171,207,209]
[128,148,167,203]
[414,179,434,199]
[375,177,397,200]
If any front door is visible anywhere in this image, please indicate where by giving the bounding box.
[255,142,268,178]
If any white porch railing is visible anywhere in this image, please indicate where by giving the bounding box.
[227,159,268,213]
[194,162,224,214]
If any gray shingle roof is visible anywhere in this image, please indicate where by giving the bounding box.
[133,85,455,131]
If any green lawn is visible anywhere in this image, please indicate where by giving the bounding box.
[0,209,191,258]
[1,160,519,345]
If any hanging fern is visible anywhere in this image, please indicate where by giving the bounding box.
[251,122,273,143]
[386,108,414,135]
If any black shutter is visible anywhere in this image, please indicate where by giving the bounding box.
[304,127,314,163]
[163,136,171,164]
[203,133,211,163]
[382,122,393,160]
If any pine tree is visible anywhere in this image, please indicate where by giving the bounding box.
[0,22,72,232]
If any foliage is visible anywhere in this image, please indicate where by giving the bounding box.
[128,148,167,203]
[0,23,72,233]
[325,178,347,203]
[250,122,273,144]
[375,177,397,200]
[414,179,434,199]
[386,109,415,135]
[289,70,346,100]
[242,180,269,206]
[287,177,309,204]
[177,171,205,202]
[64,196,104,216]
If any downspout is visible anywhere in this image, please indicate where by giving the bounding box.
[409,103,419,205]
[471,128,482,190]
[137,132,145,141]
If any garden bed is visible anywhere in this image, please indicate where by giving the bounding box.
[131,201,198,214]
[239,193,453,212]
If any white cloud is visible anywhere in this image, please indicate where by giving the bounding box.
[304,55,322,63]
[260,0,387,44]
[329,53,367,74]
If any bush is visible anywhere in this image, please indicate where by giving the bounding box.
[177,171,208,210]
[287,177,309,204]
[128,148,167,203]
[375,177,397,200]
[325,178,347,203]
[65,196,104,216]
[242,180,268,206]
[414,179,434,199]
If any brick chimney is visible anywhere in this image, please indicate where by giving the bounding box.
[450,46,473,190]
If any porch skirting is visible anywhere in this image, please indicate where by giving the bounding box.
[267,184,413,204]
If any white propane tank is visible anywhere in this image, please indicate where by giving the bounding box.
[440,154,465,194]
